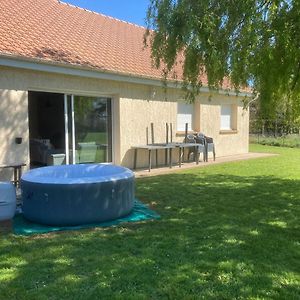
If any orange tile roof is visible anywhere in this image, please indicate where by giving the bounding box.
[0,0,247,93]
[0,0,187,82]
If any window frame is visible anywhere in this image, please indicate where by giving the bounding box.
[176,102,194,132]
[220,104,238,133]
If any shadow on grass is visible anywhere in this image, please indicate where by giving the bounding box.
[1,173,299,299]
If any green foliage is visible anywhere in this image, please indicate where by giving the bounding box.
[74,96,94,122]
[250,94,300,132]
[251,134,300,148]
[146,0,300,111]
[1,145,300,299]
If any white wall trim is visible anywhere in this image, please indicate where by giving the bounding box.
[0,55,253,97]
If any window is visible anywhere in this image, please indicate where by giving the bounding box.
[177,102,193,131]
[220,104,237,131]
[220,104,232,130]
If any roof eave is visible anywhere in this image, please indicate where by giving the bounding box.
[0,54,253,97]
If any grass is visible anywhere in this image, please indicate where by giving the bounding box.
[250,134,300,148]
[1,144,300,299]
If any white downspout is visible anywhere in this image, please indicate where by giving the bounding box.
[64,94,69,165]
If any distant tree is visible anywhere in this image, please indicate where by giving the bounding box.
[145,0,300,116]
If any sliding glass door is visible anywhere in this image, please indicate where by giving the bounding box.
[64,95,112,164]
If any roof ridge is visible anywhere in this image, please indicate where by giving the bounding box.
[58,0,146,30]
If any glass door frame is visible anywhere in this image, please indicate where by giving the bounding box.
[63,94,114,165]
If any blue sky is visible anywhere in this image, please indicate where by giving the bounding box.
[64,0,150,26]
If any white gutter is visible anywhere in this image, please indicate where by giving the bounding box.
[0,55,252,97]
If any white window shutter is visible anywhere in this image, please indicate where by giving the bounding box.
[177,103,193,131]
[221,105,232,130]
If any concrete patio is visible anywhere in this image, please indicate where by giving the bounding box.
[134,152,277,178]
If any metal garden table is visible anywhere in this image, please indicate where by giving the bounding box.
[132,142,203,171]
[0,162,26,187]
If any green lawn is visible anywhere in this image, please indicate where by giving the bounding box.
[250,134,300,148]
[1,145,299,299]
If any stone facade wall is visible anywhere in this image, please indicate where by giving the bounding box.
[0,66,249,179]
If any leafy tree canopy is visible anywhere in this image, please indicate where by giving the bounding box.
[145,0,300,118]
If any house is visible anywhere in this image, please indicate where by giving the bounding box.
[0,0,250,179]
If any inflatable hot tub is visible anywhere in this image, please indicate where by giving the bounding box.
[21,164,135,226]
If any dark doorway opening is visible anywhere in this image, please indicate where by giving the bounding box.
[28,91,65,167]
